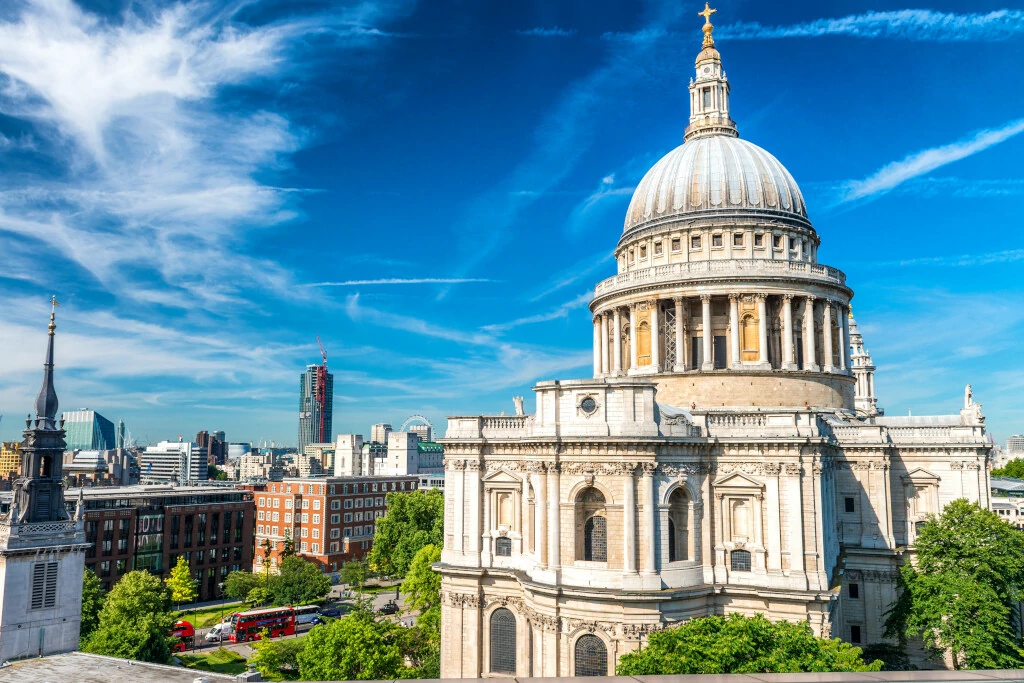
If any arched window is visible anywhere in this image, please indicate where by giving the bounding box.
[40,456,51,478]
[576,488,607,562]
[621,325,631,370]
[637,320,651,366]
[731,549,751,572]
[489,608,516,674]
[495,537,512,557]
[574,634,608,677]
[667,489,688,562]
[741,313,759,360]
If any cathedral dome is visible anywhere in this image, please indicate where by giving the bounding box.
[623,135,808,234]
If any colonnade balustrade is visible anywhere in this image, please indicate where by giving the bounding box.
[592,293,851,378]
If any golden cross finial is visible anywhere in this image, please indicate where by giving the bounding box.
[48,294,59,333]
[699,3,717,48]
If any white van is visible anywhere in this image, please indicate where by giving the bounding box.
[294,605,319,625]
[205,623,229,643]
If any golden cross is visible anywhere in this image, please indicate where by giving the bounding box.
[699,2,717,26]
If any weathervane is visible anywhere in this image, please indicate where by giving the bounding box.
[699,2,717,48]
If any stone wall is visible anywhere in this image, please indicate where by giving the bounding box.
[655,371,854,410]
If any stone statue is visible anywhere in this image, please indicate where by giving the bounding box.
[513,396,525,416]
[964,384,973,408]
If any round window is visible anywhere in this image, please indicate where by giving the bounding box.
[580,397,597,415]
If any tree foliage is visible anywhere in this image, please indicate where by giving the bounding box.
[339,559,369,596]
[224,570,264,602]
[82,570,176,664]
[297,611,405,681]
[616,614,881,675]
[400,544,441,614]
[165,556,196,606]
[991,458,1024,479]
[80,568,106,643]
[368,489,444,577]
[207,464,227,480]
[885,499,1024,669]
[269,556,331,606]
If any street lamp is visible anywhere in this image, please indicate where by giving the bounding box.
[217,582,226,648]
[192,578,201,653]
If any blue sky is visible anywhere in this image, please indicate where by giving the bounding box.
[0,0,1022,447]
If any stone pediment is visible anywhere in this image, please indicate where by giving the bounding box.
[901,467,940,484]
[712,471,764,491]
[482,469,522,484]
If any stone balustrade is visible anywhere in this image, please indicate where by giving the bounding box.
[594,259,847,297]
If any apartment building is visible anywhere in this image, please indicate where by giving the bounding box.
[254,475,418,573]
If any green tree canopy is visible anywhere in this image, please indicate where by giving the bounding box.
[297,611,405,681]
[207,464,227,480]
[339,559,369,596]
[268,555,331,606]
[885,499,1024,669]
[368,489,443,577]
[401,544,441,613]
[991,458,1024,479]
[617,614,881,675]
[165,556,196,606]
[224,570,265,602]
[400,544,442,678]
[82,570,176,664]
[80,568,106,643]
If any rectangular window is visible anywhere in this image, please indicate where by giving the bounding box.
[100,560,111,577]
[754,233,764,247]
[639,245,647,259]
[702,87,711,109]
[773,234,783,249]
[850,625,861,643]
[300,542,308,552]
[733,233,743,246]
[654,241,663,255]
[845,497,856,513]
[258,511,265,520]
[691,235,701,249]
[258,497,265,506]
[301,513,309,523]
[331,500,340,510]
[273,499,280,508]
[31,562,59,610]
[301,528,308,538]
[712,234,723,247]
[331,514,340,524]
[258,524,265,535]
[312,514,320,524]
[671,237,681,252]
[285,500,292,509]
[272,512,279,522]
[285,513,291,523]
[344,513,352,523]
[849,583,860,599]
[344,500,353,509]
[313,500,321,510]
[312,529,320,539]
[302,500,309,510]
[312,543,319,554]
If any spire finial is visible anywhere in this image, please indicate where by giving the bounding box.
[699,2,717,48]
[34,296,60,428]
[48,295,59,335]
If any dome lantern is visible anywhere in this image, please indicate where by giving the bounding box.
[685,4,737,142]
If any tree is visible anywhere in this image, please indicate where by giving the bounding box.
[885,499,1024,669]
[207,464,227,480]
[224,570,264,602]
[268,555,331,606]
[400,544,442,678]
[368,489,444,577]
[165,556,197,607]
[80,568,106,643]
[247,586,271,606]
[340,559,368,597]
[616,614,881,675]
[991,458,1024,479]
[282,533,296,558]
[400,544,441,614]
[82,570,176,664]
[261,538,274,575]
[297,611,405,680]
[248,629,282,679]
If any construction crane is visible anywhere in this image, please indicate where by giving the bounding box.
[316,336,328,444]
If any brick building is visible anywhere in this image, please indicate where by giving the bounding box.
[254,475,418,573]
[76,485,255,599]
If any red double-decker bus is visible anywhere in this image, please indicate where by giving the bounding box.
[170,620,195,652]
[227,607,296,643]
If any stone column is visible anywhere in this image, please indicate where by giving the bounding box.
[533,466,546,566]
[641,463,657,575]
[520,474,530,554]
[728,293,740,368]
[822,301,835,373]
[467,461,481,566]
[765,465,782,573]
[782,294,796,370]
[453,462,465,555]
[629,305,638,372]
[547,464,560,570]
[613,308,623,376]
[786,463,806,588]
[650,300,661,371]
[840,305,851,372]
[756,294,770,368]
[673,298,686,372]
[701,294,713,371]
[622,465,637,574]
[599,314,609,377]
[804,296,818,372]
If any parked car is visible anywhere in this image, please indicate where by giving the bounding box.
[319,607,342,618]
[378,601,399,615]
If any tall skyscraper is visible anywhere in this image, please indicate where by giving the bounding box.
[61,409,116,451]
[298,364,333,455]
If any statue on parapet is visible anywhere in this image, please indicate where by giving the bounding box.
[513,396,524,416]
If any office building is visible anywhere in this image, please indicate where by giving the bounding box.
[298,365,333,455]
[62,409,116,451]
[62,449,136,487]
[197,430,228,465]
[139,441,206,485]
[409,424,433,443]
[253,475,418,574]
[1008,435,1024,457]
[371,423,393,444]
[0,442,20,479]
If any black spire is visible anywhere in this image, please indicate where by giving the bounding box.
[33,296,60,430]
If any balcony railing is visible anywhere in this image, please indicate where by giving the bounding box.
[594,259,847,297]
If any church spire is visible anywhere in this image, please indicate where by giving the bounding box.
[685,4,738,142]
[33,295,60,430]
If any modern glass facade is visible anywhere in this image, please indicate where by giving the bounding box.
[298,365,333,454]
[62,409,116,451]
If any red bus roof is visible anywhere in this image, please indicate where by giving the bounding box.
[235,606,296,617]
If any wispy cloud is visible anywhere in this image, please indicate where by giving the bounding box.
[343,293,494,346]
[865,249,1024,269]
[719,9,1024,42]
[307,278,496,287]
[529,251,612,302]
[836,118,1024,204]
[516,27,576,38]
[568,174,634,235]
[483,292,592,333]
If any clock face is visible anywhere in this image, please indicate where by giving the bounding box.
[704,67,711,74]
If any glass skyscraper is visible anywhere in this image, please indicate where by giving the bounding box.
[298,364,333,454]
[62,409,116,451]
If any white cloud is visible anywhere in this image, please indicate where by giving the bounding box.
[719,9,1024,42]
[483,292,592,333]
[837,118,1024,204]
[516,27,576,38]
[867,248,1024,268]
[343,293,494,346]
[307,278,496,287]
[529,250,612,302]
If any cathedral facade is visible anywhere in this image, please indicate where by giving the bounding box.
[437,12,991,679]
